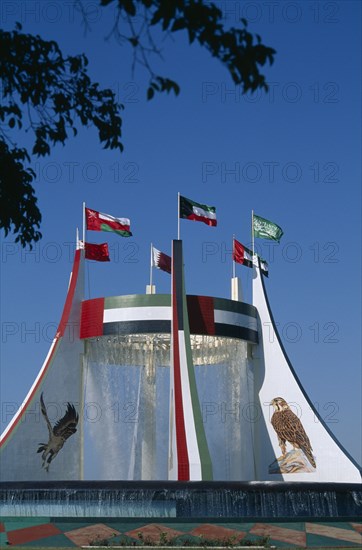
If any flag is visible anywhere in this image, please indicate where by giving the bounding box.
[85,207,132,237]
[260,258,269,277]
[233,239,253,268]
[179,195,217,227]
[82,242,110,262]
[152,246,171,274]
[233,238,269,277]
[253,214,283,242]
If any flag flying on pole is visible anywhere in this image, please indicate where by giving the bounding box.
[152,246,171,274]
[83,242,110,262]
[253,214,283,242]
[233,239,253,268]
[233,238,269,277]
[85,207,132,237]
[259,258,269,277]
[179,195,217,227]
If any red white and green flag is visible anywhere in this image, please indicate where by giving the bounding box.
[85,207,132,237]
[152,246,171,274]
[82,241,110,262]
[179,195,217,227]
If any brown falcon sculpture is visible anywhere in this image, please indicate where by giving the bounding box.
[270,397,316,468]
[37,392,79,471]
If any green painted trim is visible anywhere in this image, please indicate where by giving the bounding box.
[213,297,258,317]
[105,294,171,309]
[181,267,213,481]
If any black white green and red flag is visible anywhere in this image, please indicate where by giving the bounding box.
[259,258,269,277]
[179,195,217,227]
[233,239,253,268]
[152,246,171,274]
[82,242,110,262]
[233,238,269,277]
[85,207,132,237]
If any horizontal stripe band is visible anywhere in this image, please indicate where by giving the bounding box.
[103,320,171,336]
[104,306,171,323]
[214,323,258,343]
[101,320,258,342]
[214,310,258,331]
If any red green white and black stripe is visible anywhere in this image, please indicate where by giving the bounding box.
[85,207,132,237]
[179,195,217,227]
[233,239,253,268]
[233,238,269,277]
[169,240,213,481]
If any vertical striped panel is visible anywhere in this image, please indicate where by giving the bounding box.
[169,240,213,481]
[171,240,189,480]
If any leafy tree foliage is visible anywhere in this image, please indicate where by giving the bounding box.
[1,1,276,247]
[100,0,275,98]
[0,22,123,247]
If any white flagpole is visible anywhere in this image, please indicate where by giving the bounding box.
[82,202,86,245]
[232,235,236,278]
[252,210,255,261]
[177,192,180,240]
[150,242,153,288]
[76,227,80,250]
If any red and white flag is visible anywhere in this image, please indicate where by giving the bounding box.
[152,246,171,274]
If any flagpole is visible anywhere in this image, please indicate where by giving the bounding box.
[76,227,80,250]
[251,210,255,261]
[177,192,180,240]
[150,242,153,288]
[82,202,86,245]
[232,235,236,278]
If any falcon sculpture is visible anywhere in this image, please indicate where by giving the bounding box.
[270,397,316,468]
[37,392,79,471]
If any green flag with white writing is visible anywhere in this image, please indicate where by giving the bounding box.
[253,214,284,242]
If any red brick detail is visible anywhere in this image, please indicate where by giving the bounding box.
[0,522,4,533]
[80,298,105,338]
[65,523,120,546]
[250,523,306,547]
[187,296,215,335]
[126,524,183,543]
[190,524,245,541]
[7,524,61,545]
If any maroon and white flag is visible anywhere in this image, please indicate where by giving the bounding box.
[152,246,171,274]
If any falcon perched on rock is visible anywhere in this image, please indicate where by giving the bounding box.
[270,397,316,468]
[37,392,79,471]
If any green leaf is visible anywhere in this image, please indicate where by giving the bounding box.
[147,86,155,100]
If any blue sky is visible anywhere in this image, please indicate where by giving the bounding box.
[1,1,361,466]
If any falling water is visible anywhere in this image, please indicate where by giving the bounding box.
[83,334,254,481]
[1,481,361,519]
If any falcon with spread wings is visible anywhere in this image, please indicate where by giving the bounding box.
[37,392,79,471]
[270,397,316,468]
